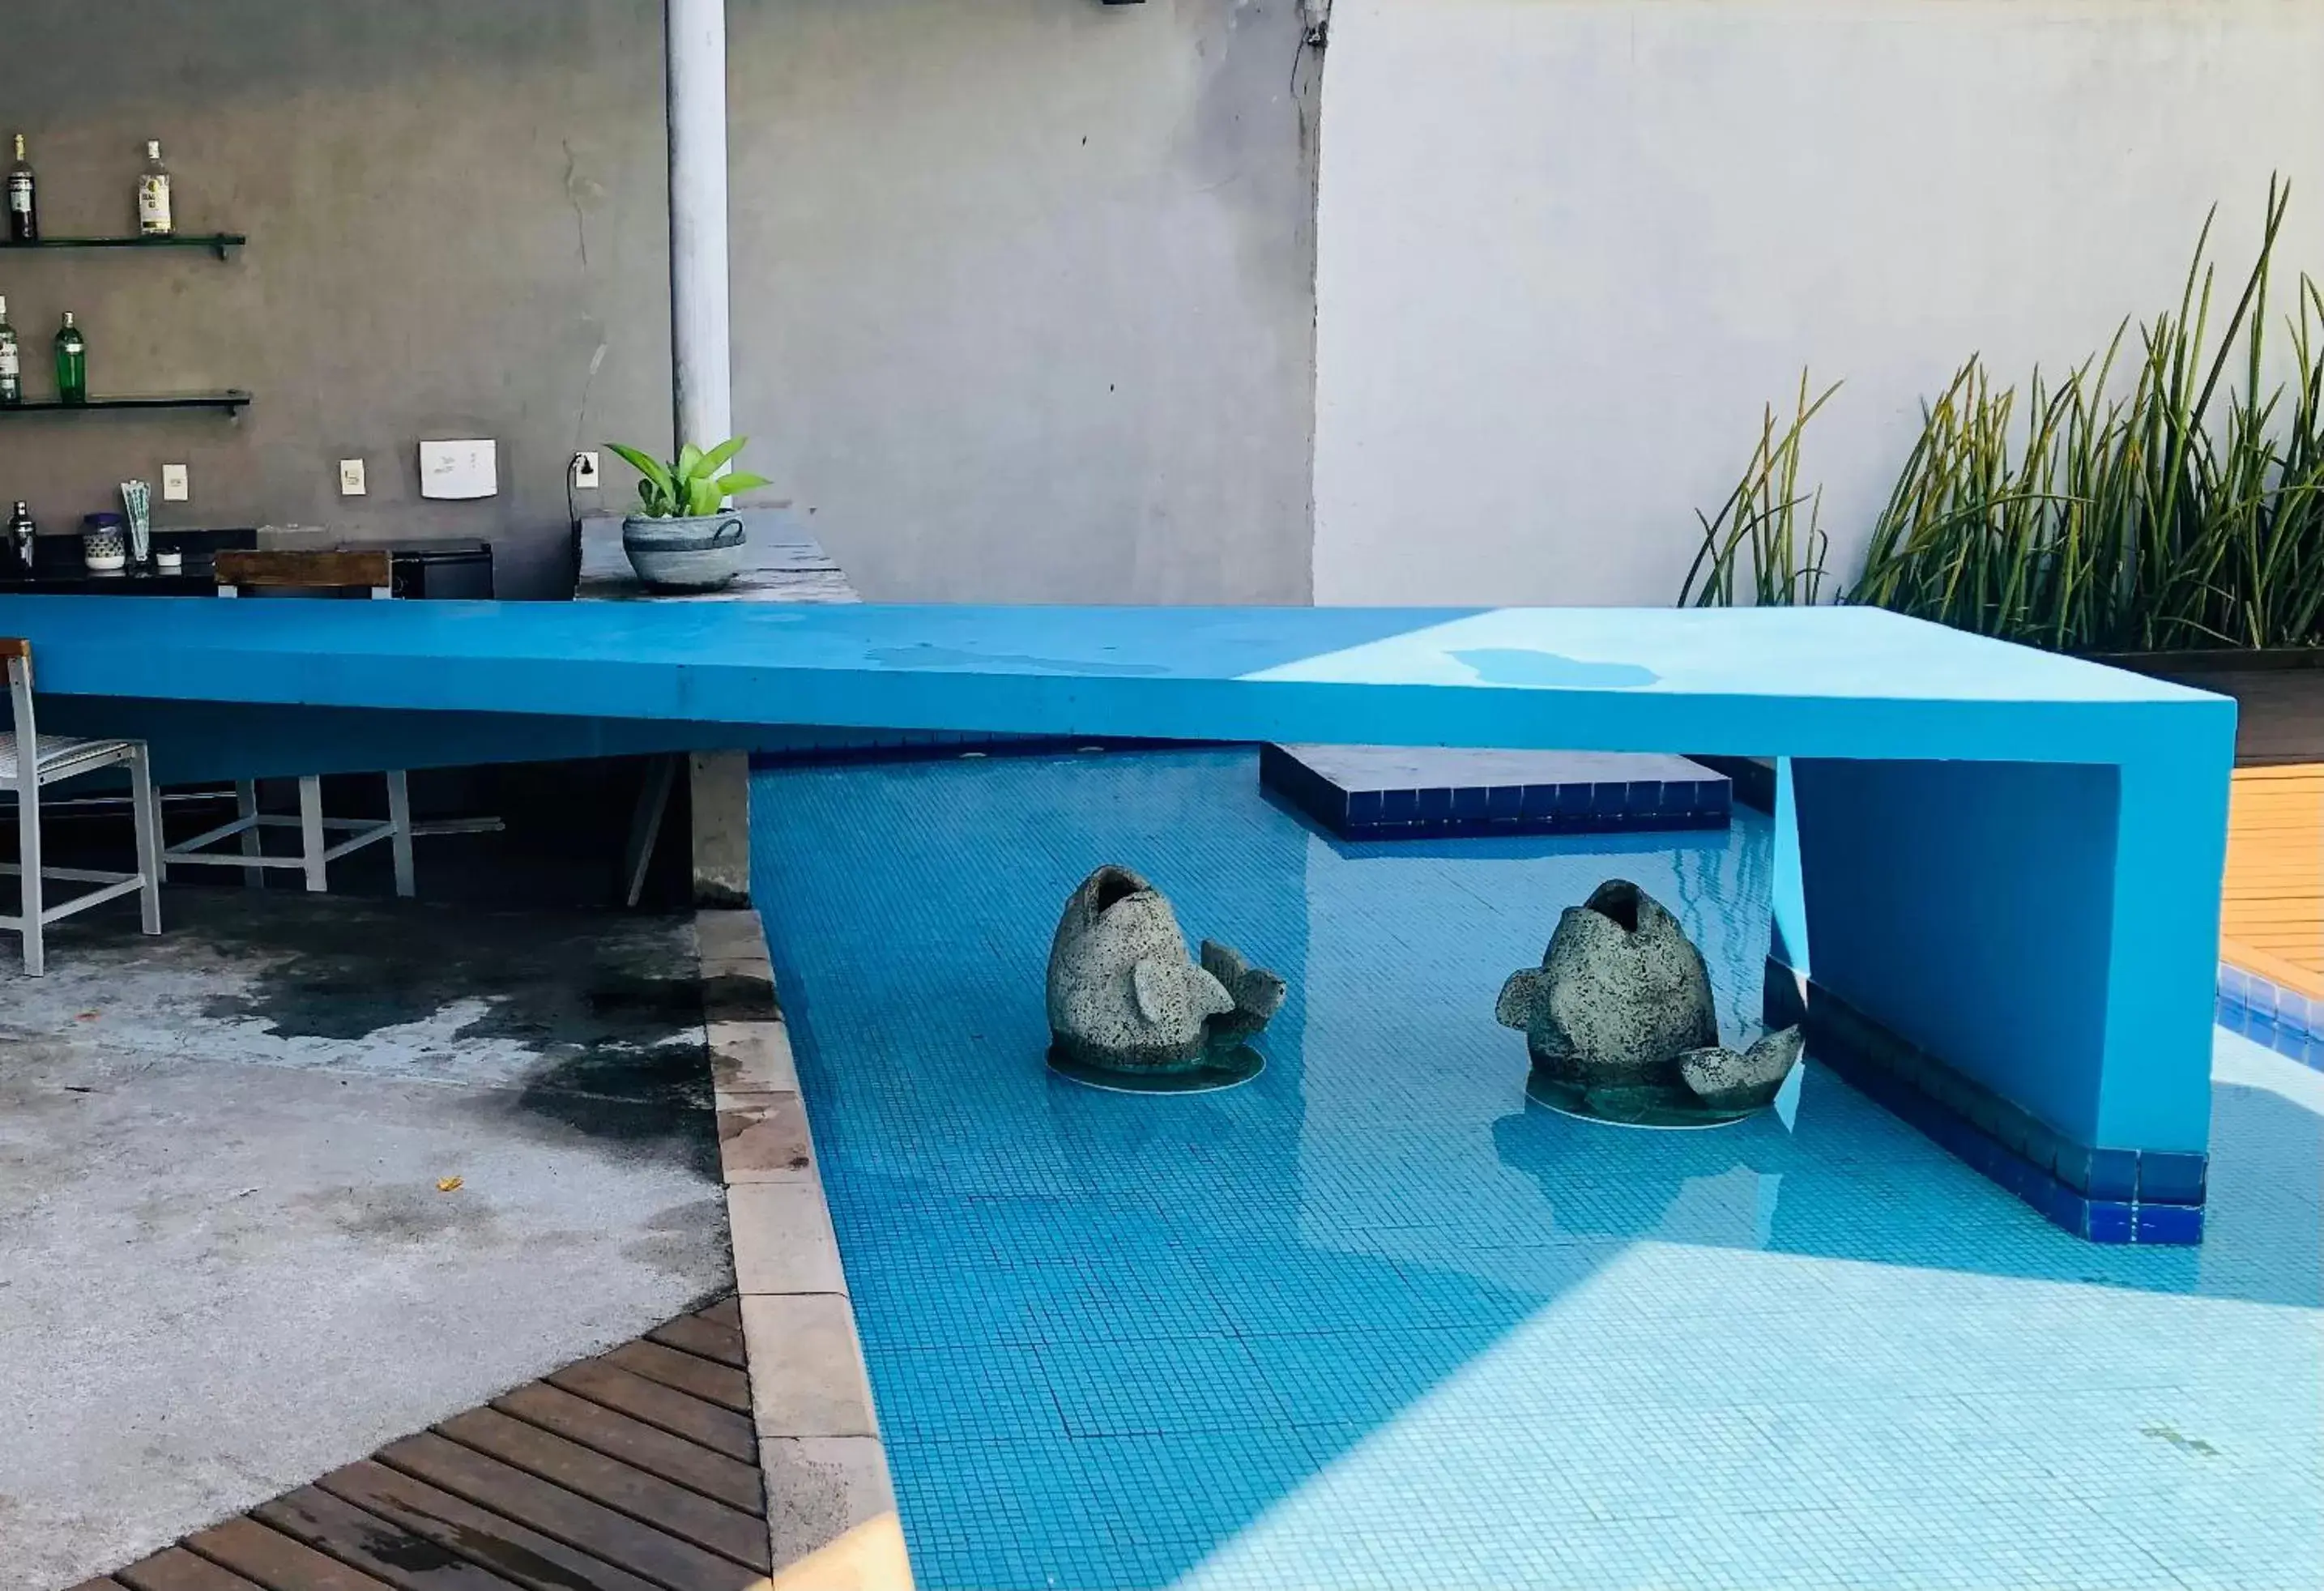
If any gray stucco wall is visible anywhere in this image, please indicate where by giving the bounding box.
[729,0,1319,603]
[0,0,1316,603]
[0,1,672,601]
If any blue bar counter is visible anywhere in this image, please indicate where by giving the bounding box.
[0,594,2236,1240]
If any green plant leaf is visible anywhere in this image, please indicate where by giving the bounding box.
[686,475,721,516]
[714,471,772,498]
[676,442,706,484]
[697,436,748,478]
[605,441,679,518]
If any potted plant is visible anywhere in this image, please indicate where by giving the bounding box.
[604,437,772,591]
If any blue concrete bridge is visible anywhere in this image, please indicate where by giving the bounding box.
[1,594,2235,1241]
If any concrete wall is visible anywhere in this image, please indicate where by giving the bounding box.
[0,0,672,601]
[729,0,1318,603]
[0,0,1318,603]
[1311,0,2324,607]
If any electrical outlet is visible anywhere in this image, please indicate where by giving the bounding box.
[570,450,601,489]
[339,458,367,497]
[161,463,190,502]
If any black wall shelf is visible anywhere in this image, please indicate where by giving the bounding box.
[0,391,250,416]
[0,233,245,261]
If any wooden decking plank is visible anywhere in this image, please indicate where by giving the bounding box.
[2223,938,2324,998]
[599,1341,751,1414]
[376,1433,759,1591]
[66,1580,135,1591]
[313,1461,663,1591]
[113,1550,267,1591]
[493,1382,764,1516]
[250,1487,527,1591]
[545,1361,756,1463]
[694,1298,741,1331]
[180,1517,398,1591]
[2220,761,2321,980]
[113,1551,267,1591]
[645,1316,748,1371]
[434,1410,770,1572]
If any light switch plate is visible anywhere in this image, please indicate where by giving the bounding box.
[160,463,190,502]
[570,450,600,489]
[419,438,497,500]
[339,458,366,497]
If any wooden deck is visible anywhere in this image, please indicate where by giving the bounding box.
[2221,765,2324,999]
[2139,666,2321,996]
[76,1299,771,1591]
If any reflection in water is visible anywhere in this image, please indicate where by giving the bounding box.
[1047,1041,1264,1094]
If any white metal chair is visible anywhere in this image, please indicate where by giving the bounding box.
[2,637,164,976]
[154,549,416,897]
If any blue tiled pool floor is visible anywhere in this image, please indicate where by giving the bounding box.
[751,749,2324,1591]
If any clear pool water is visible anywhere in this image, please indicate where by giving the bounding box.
[752,749,2323,1591]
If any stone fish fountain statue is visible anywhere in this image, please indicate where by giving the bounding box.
[1495,878,1802,1125]
[1046,864,1286,1090]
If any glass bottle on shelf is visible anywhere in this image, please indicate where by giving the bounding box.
[0,294,19,405]
[138,139,173,237]
[54,310,85,404]
[6,134,34,243]
[8,501,36,577]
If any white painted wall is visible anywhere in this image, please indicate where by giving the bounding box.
[1311,0,2324,607]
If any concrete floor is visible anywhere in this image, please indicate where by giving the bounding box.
[0,890,734,1590]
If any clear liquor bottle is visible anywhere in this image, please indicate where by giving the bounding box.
[54,310,85,404]
[138,139,173,237]
[6,134,35,243]
[0,295,19,405]
[8,501,36,577]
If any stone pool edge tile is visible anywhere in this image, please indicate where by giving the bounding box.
[2215,958,2324,1069]
[699,908,915,1591]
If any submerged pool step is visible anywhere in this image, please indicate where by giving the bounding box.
[1262,744,1732,840]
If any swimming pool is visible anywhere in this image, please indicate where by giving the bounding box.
[753,748,2322,1590]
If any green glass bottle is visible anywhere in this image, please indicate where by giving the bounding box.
[54,310,85,405]
[6,134,35,244]
[0,294,20,406]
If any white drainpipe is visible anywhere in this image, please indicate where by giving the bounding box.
[667,0,733,451]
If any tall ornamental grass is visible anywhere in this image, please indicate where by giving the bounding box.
[1689,180,2324,654]
[1679,370,1839,609]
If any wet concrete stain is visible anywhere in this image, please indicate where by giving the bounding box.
[620,1196,732,1281]
[298,1185,507,1248]
[186,896,694,1044]
[511,1042,720,1184]
[169,893,719,1179]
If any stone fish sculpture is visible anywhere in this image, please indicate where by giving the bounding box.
[1047,864,1285,1087]
[1495,878,1802,1124]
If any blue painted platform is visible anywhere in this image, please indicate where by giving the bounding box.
[0,595,2237,1239]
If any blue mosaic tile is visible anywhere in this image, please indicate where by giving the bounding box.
[1042,1335,1288,1438]
[2217,959,2324,1071]
[1782,968,2207,1239]
[1263,745,1731,841]
[753,748,2324,1591]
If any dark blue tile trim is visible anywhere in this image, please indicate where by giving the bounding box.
[2216,959,2324,1070]
[1260,746,1734,842]
[1763,957,2205,1246]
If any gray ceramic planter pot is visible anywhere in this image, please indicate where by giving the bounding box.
[622,512,747,591]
